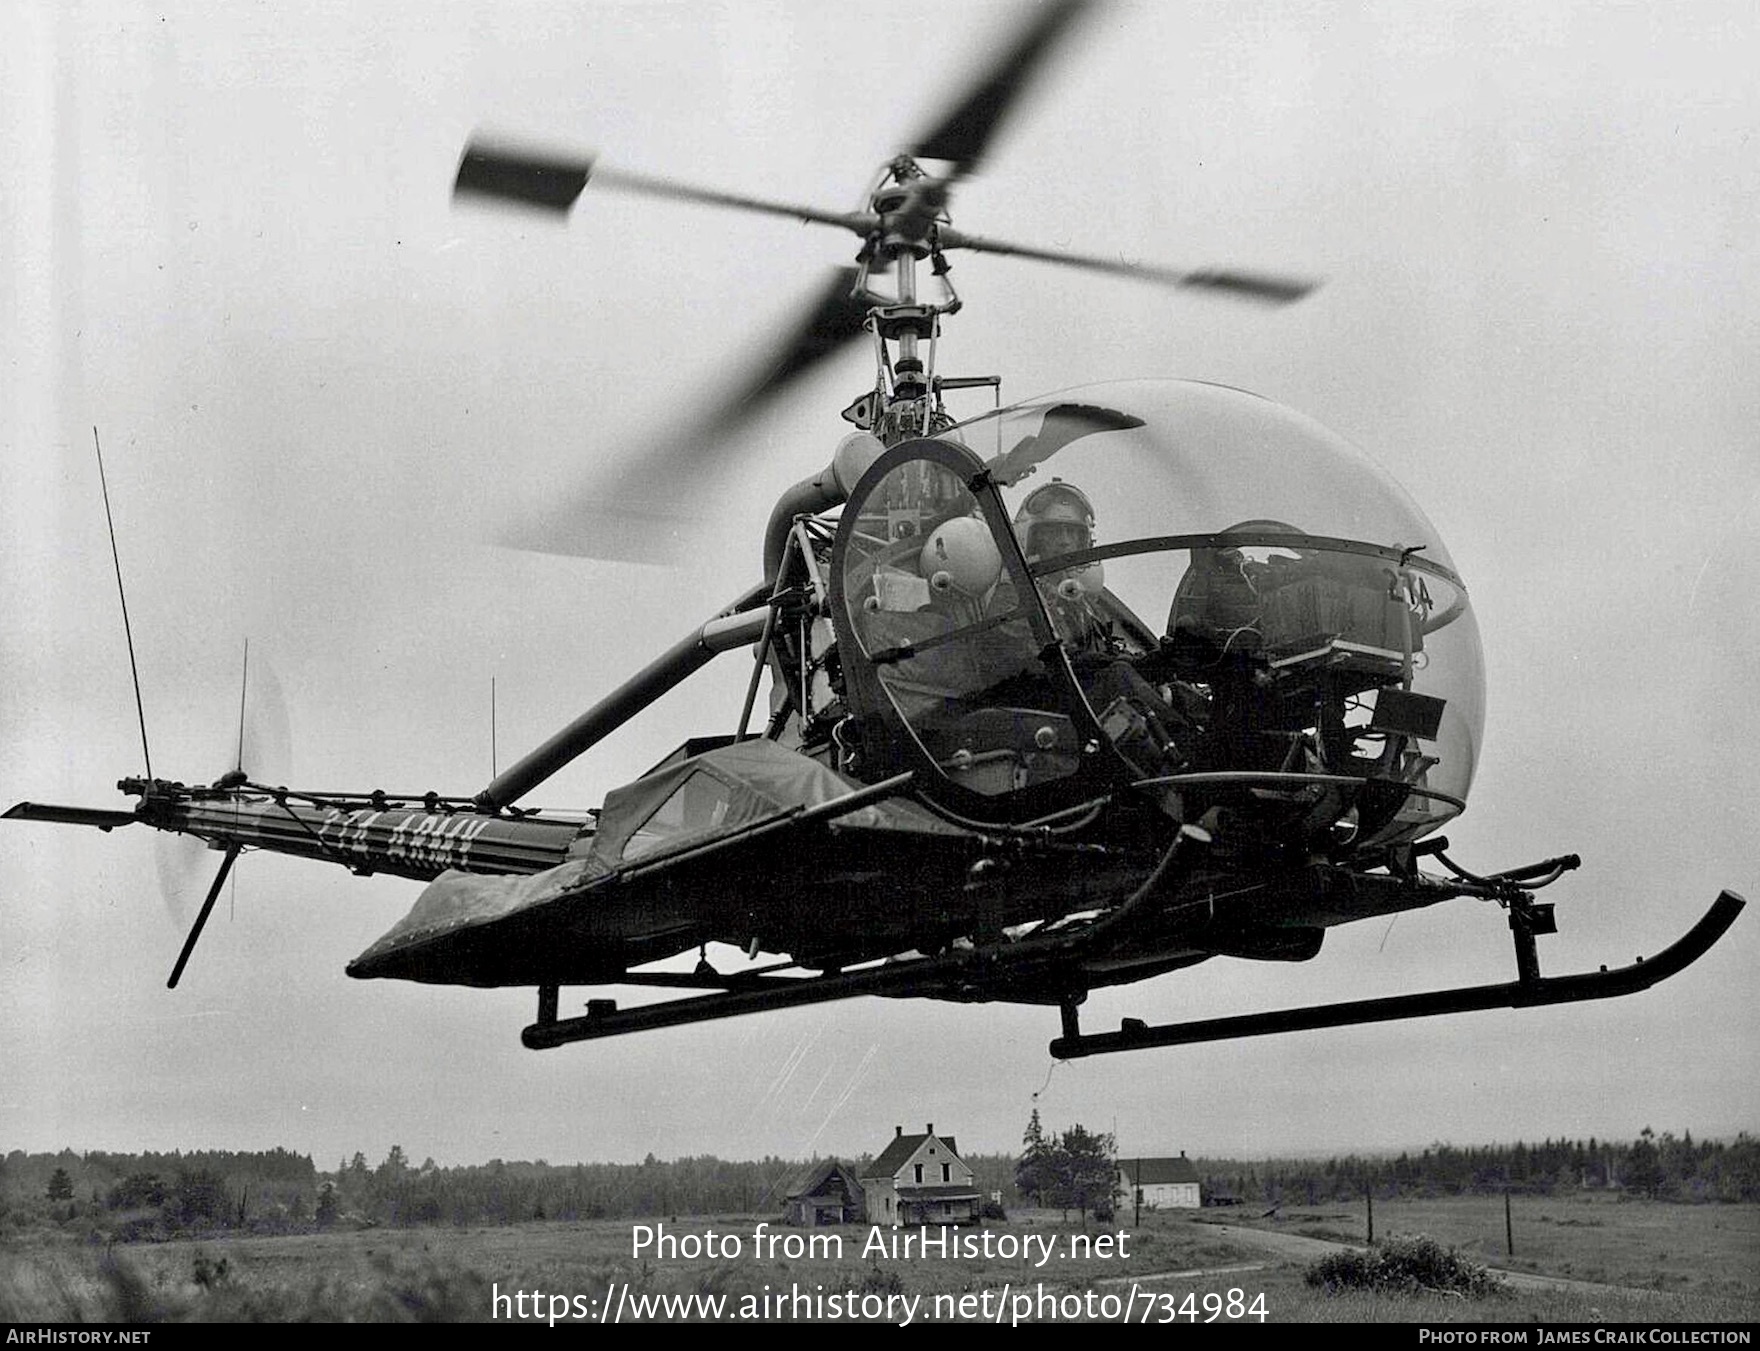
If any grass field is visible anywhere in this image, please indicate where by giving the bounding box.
[1199,1192,1760,1296]
[2,1201,1756,1323]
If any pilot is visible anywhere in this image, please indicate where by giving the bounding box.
[1011,480,1111,652]
[1008,479,1200,777]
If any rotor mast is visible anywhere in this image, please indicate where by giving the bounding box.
[860,157,963,444]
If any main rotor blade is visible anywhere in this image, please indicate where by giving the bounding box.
[500,267,874,563]
[936,227,1320,303]
[456,141,875,234]
[741,265,877,405]
[454,142,591,211]
[909,0,1094,175]
[167,844,240,990]
[590,165,873,234]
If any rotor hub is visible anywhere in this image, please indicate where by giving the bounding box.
[869,163,947,260]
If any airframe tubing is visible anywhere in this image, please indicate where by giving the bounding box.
[523,952,959,1050]
[1049,890,1745,1059]
[475,583,768,810]
[522,814,1196,1050]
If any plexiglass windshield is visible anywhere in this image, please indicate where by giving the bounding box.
[952,380,1484,842]
[834,380,1484,846]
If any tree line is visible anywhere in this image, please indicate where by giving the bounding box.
[5,1126,1754,1241]
[3,1143,1018,1239]
[7,1147,317,1240]
[1193,1130,1760,1205]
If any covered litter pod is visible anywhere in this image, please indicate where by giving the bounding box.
[348,739,950,986]
[347,855,615,985]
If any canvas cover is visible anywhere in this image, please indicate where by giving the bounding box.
[587,737,914,865]
[351,740,955,977]
[349,854,614,973]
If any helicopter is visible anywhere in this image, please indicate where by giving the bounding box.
[7,0,1743,1061]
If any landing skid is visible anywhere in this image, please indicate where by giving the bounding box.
[525,955,966,1049]
[524,824,1216,1049]
[521,830,1743,1054]
[1051,890,1745,1059]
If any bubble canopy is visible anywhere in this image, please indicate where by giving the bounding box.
[953,379,1455,560]
[831,379,1485,847]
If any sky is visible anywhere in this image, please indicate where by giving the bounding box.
[2,0,1756,1171]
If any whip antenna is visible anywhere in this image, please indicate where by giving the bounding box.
[235,638,250,773]
[93,426,152,781]
[231,637,250,922]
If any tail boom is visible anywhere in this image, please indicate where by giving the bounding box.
[13,778,592,882]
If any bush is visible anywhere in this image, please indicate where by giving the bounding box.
[1305,1234,1504,1298]
[858,1266,904,1296]
[108,1174,168,1210]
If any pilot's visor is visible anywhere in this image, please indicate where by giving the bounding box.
[1029,520,1090,561]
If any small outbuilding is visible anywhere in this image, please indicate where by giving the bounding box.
[784,1158,866,1226]
[1119,1153,1202,1209]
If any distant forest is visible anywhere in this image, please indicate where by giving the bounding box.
[5,1129,1756,1242]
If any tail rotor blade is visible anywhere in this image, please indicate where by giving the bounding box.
[236,648,293,786]
[156,643,291,927]
[167,844,240,990]
[201,641,293,788]
[154,832,210,927]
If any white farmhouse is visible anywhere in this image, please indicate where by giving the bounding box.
[1119,1153,1202,1209]
[860,1124,980,1225]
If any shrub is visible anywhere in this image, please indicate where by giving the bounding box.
[1306,1234,1505,1298]
[191,1255,231,1290]
[858,1266,904,1296]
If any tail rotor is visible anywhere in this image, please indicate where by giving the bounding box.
[158,640,293,987]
